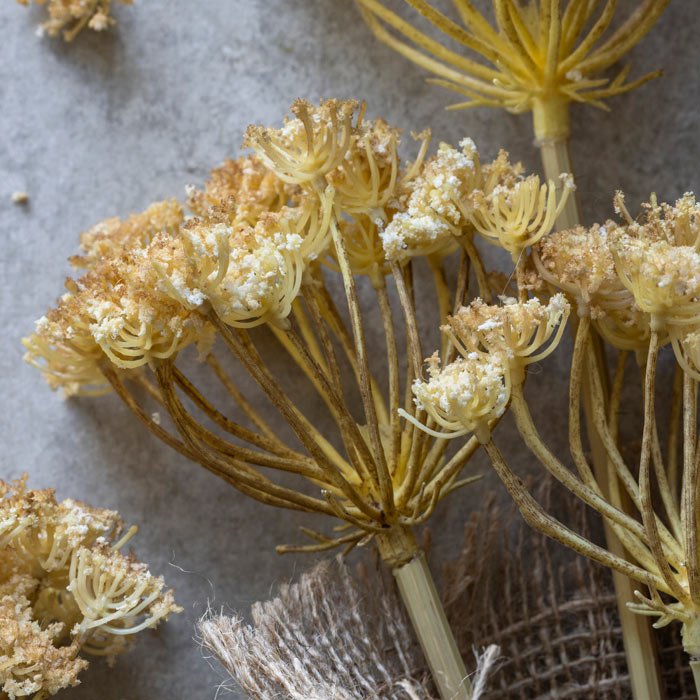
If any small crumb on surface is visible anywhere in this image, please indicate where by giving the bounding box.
[11,191,29,205]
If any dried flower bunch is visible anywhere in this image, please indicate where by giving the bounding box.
[24,98,573,699]
[0,477,180,699]
[358,4,674,696]
[403,190,700,690]
[15,0,131,41]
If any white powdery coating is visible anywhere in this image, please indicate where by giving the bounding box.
[217,231,302,315]
[412,354,508,432]
[381,141,478,260]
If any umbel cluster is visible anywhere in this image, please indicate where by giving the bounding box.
[20,98,700,697]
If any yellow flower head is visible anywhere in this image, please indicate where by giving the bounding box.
[333,215,387,279]
[470,172,575,259]
[673,330,700,381]
[533,220,653,353]
[18,0,133,41]
[445,294,570,381]
[359,0,668,140]
[406,351,510,443]
[613,235,700,331]
[244,98,359,187]
[327,114,402,217]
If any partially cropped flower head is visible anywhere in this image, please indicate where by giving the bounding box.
[152,208,306,330]
[70,199,184,271]
[17,0,132,41]
[186,156,291,225]
[244,99,359,187]
[380,138,481,261]
[445,294,570,381]
[404,351,510,443]
[332,215,387,279]
[23,316,110,398]
[612,235,700,331]
[0,478,180,698]
[327,113,401,216]
[617,191,700,249]
[68,545,179,644]
[359,0,668,140]
[470,172,575,259]
[672,330,700,381]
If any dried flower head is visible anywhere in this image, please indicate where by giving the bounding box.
[244,98,359,187]
[152,210,305,329]
[470,173,575,259]
[533,221,652,353]
[71,200,184,271]
[358,0,668,140]
[0,478,180,699]
[613,234,700,331]
[17,0,132,41]
[186,156,290,225]
[445,294,570,381]
[380,138,478,261]
[404,351,510,443]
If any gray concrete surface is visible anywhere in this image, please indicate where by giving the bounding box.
[0,1,698,698]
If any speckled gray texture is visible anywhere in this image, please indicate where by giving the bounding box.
[0,1,698,698]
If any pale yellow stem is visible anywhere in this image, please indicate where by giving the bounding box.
[376,527,472,700]
[536,101,664,700]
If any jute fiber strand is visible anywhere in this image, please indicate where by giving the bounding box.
[440,483,696,699]
[199,557,499,700]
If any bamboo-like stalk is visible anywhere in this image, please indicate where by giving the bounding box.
[377,527,472,700]
[536,112,664,700]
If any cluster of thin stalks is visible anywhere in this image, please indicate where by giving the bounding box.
[406,190,700,693]
[25,97,575,699]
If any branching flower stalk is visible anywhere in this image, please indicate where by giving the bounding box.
[409,191,700,696]
[0,477,180,699]
[24,99,572,700]
[358,4,671,694]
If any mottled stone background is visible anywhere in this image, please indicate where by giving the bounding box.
[0,1,698,698]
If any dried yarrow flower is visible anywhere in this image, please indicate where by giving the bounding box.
[16,0,132,41]
[0,478,180,698]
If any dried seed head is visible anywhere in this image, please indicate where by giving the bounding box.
[446,294,570,380]
[20,0,132,41]
[380,139,480,261]
[0,479,179,698]
[408,351,510,442]
[187,156,290,224]
[471,173,575,259]
[154,209,306,329]
[534,223,624,311]
[71,200,184,270]
[613,236,700,330]
[244,98,359,186]
[328,116,401,216]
